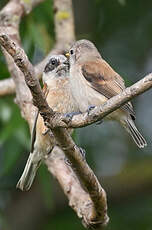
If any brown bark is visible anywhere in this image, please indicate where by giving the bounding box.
[50,73,152,128]
[0,0,109,228]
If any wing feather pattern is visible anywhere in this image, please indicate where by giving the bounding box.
[81,59,135,119]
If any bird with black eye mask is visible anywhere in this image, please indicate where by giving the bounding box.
[17,55,78,191]
[44,57,59,73]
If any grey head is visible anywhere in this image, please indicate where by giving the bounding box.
[69,39,101,65]
[43,55,69,83]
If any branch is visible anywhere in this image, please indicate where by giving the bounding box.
[0,32,109,228]
[0,0,75,97]
[0,78,15,96]
[0,0,65,123]
[0,44,65,97]
[0,0,39,129]
[45,146,96,226]
[53,0,75,45]
[0,0,109,228]
[50,72,152,128]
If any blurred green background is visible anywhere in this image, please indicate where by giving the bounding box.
[0,0,152,229]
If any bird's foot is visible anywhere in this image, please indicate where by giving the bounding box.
[63,111,82,124]
[64,157,72,166]
[79,147,86,160]
[87,105,96,115]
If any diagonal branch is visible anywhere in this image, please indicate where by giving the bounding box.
[0,0,75,98]
[0,44,66,97]
[0,0,109,228]
[0,0,38,128]
[0,32,109,229]
[45,146,97,227]
[50,72,152,128]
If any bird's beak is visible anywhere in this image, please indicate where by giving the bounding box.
[65,52,70,58]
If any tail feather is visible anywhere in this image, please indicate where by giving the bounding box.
[124,118,147,148]
[16,153,41,191]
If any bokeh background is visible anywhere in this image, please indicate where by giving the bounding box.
[0,0,152,229]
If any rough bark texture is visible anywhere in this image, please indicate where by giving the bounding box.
[0,0,109,228]
[0,32,109,228]
[49,73,152,128]
[1,0,152,228]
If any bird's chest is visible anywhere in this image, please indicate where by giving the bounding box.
[46,80,77,113]
[70,66,107,112]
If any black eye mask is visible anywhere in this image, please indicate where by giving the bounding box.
[44,58,59,73]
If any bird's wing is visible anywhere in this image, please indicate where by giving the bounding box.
[30,83,49,153]
[81,59,135,118]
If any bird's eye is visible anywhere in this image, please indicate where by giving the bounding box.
[51,58,57,65]
[70,49,74,55]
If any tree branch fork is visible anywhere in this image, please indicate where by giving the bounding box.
[51,72,152,128]
[0,32,109,228]
[1,4,152,228]
[0,0,113,228]
[1,34,152,130]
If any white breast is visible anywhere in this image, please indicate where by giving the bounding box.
[69,64,107,112]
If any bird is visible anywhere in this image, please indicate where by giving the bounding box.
[67,39,147,148]
[17,54,78,191]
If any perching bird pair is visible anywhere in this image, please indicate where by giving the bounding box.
[17,39,147,191]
